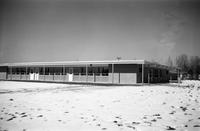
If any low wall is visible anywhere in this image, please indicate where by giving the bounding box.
[11,74,21,80]
[87,75,94,82]
[54,75,65,82]
[72,75,109,83]
[0,72,7,80]
[21,75,27,80]
[95,75,109,83]
[7,74,12,80]
[44,75,53,81]
[120,73,137,84]
[108,73,137,84]
[39,75,45,81]
[5,74,112,84]
[73,75,87,82]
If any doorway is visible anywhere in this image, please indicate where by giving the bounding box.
[68,68,73,81]
[29,67,40,80]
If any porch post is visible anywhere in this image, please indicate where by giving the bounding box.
[62,65,64,81]
[142,64,144,84]
[33,67,35,80]
[177,69,179,83]
[10,66,12,80]
[148,65,150,84]
[86,64,88,82]
[112,64,114,84]
[4,67,7,80]
[178,68,180,83]
[19,67,21,80]
[43,66,45,81]
[25,66,27,80]
[93,66,95,83]
[93,72,95,82]
[53,67,54,81]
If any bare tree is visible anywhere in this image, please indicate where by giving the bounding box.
[189,56,200,79]
[175,54,189,73]
[175,54,200,80]
[166,56,173,67]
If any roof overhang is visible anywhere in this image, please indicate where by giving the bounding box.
[0,60,180,71]
[0,60,146,67]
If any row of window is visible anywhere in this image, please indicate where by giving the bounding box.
[8,67,109,76]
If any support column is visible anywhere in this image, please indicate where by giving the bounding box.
[19,68,22,80]
[148,67,150,84]
[178,69,180,83]
[33,67,35,80]
[86,64,88,82]
[118,73,120,84]
[112,64,114,84]
[25,66,27,80]
[43,66,45,81]
[177,69,179,83]
[94,73,96,82]
[63,65,65,82]
[142,64,144,84]
[5,67,8,80]
[53,68,54,81]
[10,67,12,80]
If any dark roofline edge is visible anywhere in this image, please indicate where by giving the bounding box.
[0,60,146,66]
[0,59,179,70]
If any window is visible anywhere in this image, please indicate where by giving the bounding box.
[160,69,162,77]
[39,67,44,75]
[54,67,63,75]
[29,68,34,74]
[44,67,50,75]
[20,67,26,74]
[139,67,142,73]
[73,67,80,75]
[81,67,86,75]
[102,67,108,76]
[88,67,93,76]
[12,68,16,74]
[154,69,158,77]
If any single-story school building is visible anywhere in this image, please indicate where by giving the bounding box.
[0,60,179,84]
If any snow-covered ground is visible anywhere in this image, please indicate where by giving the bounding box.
[180,80,200,88]
[0,81,200,131]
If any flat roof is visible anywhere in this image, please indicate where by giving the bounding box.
[0,60,179,71]
[0,60,146,67]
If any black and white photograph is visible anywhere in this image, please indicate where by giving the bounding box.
[0,0,200,130]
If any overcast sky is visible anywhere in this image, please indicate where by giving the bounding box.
[0,0,199,64]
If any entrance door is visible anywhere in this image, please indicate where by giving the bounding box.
[68,68,73,81]
[29,67,34,80]
[29,67,40,80]
[35,67,39,80]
